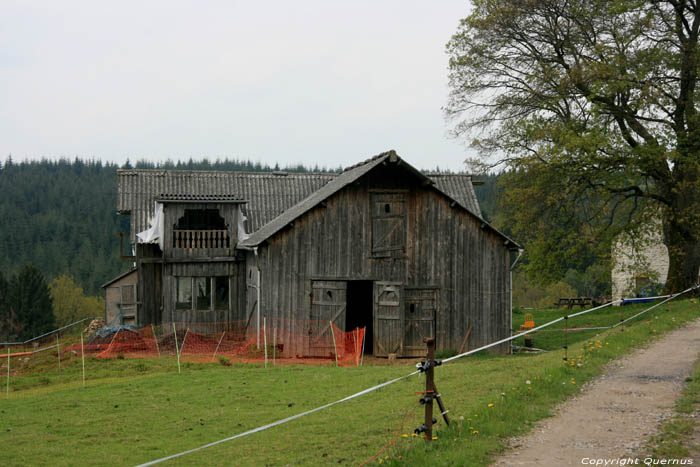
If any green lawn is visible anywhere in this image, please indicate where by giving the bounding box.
[1,298,698,466]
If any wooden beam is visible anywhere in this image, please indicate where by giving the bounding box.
[458,324,473,354]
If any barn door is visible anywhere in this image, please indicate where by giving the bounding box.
[404,288,437,357]
[310,281,347,356]
[373,281,403,357]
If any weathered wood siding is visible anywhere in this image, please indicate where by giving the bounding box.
[161,261,246,331]
[252,165,511,354]
[136,244,163,326]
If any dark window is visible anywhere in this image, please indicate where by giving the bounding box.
[195,277,211,310]
[175,209,226,230]
[215,277,229,310]
[176,276,230,311]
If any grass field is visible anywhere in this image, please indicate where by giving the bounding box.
[1,298,698,466]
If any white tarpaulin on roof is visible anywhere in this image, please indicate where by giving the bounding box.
[237,205,250,242]
[136,202,164,250]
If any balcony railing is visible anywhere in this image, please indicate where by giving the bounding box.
[173,230,230,249]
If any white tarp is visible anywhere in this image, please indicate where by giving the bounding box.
[237,205,250,242]
[136,202,164,250]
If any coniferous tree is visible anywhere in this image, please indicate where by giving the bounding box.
[7,264,55,340]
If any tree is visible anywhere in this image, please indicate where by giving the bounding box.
[50,275,104,328]
[446,0,700,292]
[7,264,55,340]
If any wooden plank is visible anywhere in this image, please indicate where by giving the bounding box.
[458,324,473,354]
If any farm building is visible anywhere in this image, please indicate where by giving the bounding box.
[115,151,520,356]
[102,268,138,325]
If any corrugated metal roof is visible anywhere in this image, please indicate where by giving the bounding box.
[118,170,335,242]
[427,174,482,217]
[116,152,516,248]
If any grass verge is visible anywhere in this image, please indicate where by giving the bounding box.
[0,298,697,466]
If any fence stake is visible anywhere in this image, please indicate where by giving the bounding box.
[415,337,450,441]
[152,325,160,358]
[273,327,276,366]
[360,327,366,367]
[173,323,181,374]
[56,334,61,371]
[212,332,225,362]
[330,321,338,367]
[424,338,435,441]
[80,332,86,387]
[263,318,268,368]
[6,347,10,398]
[181,328,190,355]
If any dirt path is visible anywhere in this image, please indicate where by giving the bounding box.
[494,319,700,466]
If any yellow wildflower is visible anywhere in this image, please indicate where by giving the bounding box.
[488,403,494,408]
[401,434,408,438]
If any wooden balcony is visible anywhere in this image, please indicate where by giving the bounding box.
[172,230,230,249]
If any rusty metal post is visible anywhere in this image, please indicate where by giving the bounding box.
[424,337,435,441]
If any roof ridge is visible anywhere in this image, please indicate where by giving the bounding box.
[117,168,336,177]
[340,150,396,173]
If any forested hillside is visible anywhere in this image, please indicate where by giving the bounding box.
[0,157,333,296]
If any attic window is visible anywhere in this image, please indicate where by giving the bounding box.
[371,193,406,258]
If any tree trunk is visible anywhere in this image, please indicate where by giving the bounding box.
[663,213,700,295]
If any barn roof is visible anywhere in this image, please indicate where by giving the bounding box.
[239,151,517,248]
[101,268,137,289]
[118,170,335,241]
[117,151,516,248]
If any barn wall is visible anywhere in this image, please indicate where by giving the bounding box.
[136,244,162,327]
[161,261,246,329]
[252,169,511,354]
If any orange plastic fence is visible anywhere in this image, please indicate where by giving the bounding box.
[71,320,366,367]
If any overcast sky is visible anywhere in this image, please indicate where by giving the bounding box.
[1,1,473,171]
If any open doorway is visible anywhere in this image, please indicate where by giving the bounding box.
[345,280,374,355]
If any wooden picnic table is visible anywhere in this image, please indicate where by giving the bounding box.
[556,297,593,309]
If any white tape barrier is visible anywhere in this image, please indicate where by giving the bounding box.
[0,316,100,346]
[612,286,696,328]
[136,371,419,467]
[138,287,698,466]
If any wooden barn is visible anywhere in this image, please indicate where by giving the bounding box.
[116,151,520,356]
